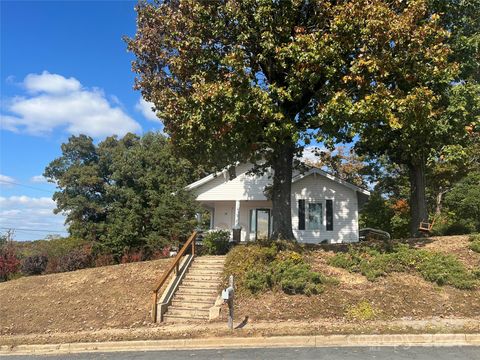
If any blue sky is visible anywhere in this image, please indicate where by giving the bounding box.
[1,0,161,240]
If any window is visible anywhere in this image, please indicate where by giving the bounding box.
[326,199,333,231]
[308,203,322,230]
[298,200,305,230]
[249,209,256,233]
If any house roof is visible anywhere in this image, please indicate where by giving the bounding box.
[292,167,370,196]
[186,164,370,196]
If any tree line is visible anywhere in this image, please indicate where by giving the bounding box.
[43,132,203,258]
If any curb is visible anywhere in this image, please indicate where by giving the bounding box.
[1,333,479,356]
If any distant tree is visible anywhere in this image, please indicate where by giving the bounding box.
[44,135,107,242]
[44,132,200,257]
[305,146,369,188]
[443,171,480,233]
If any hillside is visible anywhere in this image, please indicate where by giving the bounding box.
[0,258,170,336]
[226,235,480,322]
[1,235,479,342]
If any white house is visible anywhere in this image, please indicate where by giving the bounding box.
[186,163,370,244]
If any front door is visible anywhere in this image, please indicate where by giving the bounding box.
[256,209,270,240]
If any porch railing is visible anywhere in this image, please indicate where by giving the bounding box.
[151,231,197,322]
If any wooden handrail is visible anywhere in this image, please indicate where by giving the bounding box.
[151,231,197,322]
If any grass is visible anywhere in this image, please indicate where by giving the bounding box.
[345,300,380,321]
[468,234,480,253]
[328,243,477,289]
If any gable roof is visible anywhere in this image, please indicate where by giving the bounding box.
[186,164,370,196]
[292,167,370,196]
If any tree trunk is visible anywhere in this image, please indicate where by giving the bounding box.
[270,143,295,240]
[435,189,445,216]
[408,159,428,237]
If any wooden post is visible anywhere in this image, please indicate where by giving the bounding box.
[228,275,234,330]
[152,291,158,322]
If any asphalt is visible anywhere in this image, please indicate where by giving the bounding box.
[4,346,480,359]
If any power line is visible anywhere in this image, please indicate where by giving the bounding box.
[0,179,55,194]
[0,226,68,234]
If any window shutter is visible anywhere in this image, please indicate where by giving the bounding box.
[326,199,333,231]
[298,200,305,230]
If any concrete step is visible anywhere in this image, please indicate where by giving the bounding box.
[174,293,217,302]
[171,299,213,309]
[193,258,226,264]
[184,274,221,282]
[187,269,223,275]
[176,287,218,296]
[167,306,210,317]
[163,314,207,323]
[182,280,220,287]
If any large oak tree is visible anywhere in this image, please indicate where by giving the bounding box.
[127,0,385,239]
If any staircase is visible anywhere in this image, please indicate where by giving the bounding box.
[163,255,226,322]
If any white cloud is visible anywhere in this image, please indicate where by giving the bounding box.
[136,97,160,122]
[300,146,326,164]
[0,195,56,207]
[1,71,142,137]
[30,175,49,184]
[0,195,66,241]
[0,174,16,187]
[24,71,81,94]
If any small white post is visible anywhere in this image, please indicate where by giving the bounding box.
[234,200,240,229]
[228,275,234,330]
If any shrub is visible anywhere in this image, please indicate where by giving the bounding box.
[120,249,144,264]
[21,254,48,275]
[202,230,231,255]
[345,300,379,321]
[57,247,92,272]
[94,253,115,267]
[227,244,336,296]
[0,243,20,281]
[468,234,480,253]
[245,269,270,293]
[328,243,477,289]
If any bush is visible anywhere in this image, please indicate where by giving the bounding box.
[0,243,20,281]
[468,234,480,253]
[245,269,270,293]
[227,244,336,296]
[328,243,477,289]
[345,300,379,321]
[57,247,92,272]
[202,230,231,255]
[21,255,48,275]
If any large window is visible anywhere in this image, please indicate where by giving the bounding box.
[308,203,322,230]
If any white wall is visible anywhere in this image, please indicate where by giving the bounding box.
[193,163,271,201]
[196,165,360,244]
[211,200,272,242]
[291,172,359,243]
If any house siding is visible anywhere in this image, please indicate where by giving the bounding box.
[193,163,271,201]
[194,164,361,244]
[291,172,359,243]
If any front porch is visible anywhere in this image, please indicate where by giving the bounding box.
[198,200,273,242]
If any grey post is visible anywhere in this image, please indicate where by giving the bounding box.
[228,275,234,330]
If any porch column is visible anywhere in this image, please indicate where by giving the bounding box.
[234,200,241,229]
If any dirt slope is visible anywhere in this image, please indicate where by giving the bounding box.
[1,236,478,339]
[228,236,480,322]
[0,258,170,336]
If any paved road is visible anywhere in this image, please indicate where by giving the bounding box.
[5,346,479,359]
